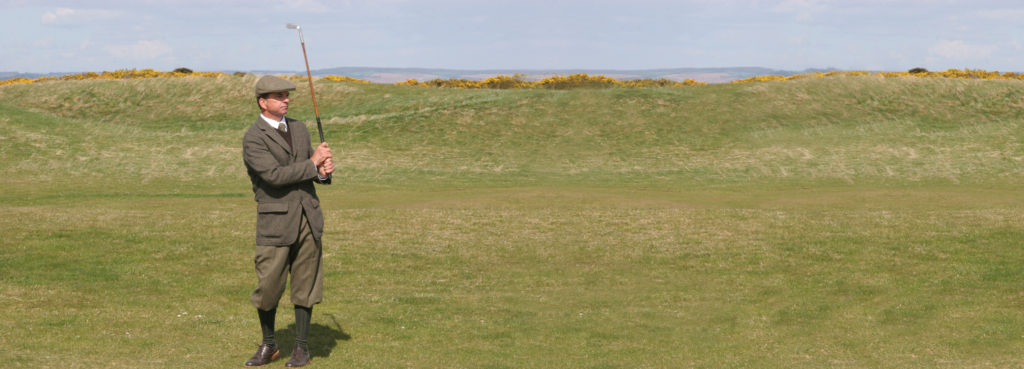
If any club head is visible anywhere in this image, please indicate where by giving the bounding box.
[286,23,301,30]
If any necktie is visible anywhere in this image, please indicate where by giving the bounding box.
[274,121,292,149]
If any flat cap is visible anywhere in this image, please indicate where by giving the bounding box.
[254,75,296,96]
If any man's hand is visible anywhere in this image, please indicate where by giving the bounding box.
[319,158,334,177]
[310,142,332,167]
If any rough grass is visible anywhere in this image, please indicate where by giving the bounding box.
[1,75,1023,368]
[4,75,1023,188]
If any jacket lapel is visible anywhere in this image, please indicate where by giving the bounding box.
[283,117,301,160]
[255,117,292,155]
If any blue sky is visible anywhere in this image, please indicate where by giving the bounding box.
[2,0,1023,74]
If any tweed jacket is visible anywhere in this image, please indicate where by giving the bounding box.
[243,116,330,246]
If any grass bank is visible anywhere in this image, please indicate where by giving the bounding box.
[1,75,1022,368]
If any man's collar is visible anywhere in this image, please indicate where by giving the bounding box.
[260,113,286,129]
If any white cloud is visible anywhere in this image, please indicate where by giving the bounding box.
[274,0,330,12]
[40,8,70,24]
[976,9,1024,20]
[32,38,55,48]
[928,40,996,60]
[773,0,831,21]
[41,7,125,26]
[106,40,172,60]
[788,34,810,46]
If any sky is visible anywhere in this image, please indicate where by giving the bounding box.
[2,0,1023,74]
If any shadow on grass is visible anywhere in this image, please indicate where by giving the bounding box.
[275,316,352,360]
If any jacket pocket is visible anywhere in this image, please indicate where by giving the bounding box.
[256,202,291,240]
[258,202,289,213]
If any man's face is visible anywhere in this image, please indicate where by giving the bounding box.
[260,91,290,118]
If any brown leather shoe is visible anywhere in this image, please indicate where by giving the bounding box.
[285,346,311,367]
[244,344,279,366]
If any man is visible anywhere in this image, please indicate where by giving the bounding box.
[242,75,334,367]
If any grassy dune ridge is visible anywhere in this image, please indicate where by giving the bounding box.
[1,75,1023,368]
[3,74,1023,189]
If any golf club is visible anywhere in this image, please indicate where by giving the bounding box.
[286,23,325,144]
[286,23,331,181]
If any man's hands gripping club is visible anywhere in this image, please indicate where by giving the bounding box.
[310,142,335,178]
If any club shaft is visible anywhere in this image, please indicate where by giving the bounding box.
[291,25,330,181]
[299,41,324,143]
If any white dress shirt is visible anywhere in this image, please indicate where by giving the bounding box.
[260,113,287,131]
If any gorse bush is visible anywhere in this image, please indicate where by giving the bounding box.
[0,69,229,86]
[0,69,368,87]
[399,73,705,89]
[730,68,1024,83]
[536,73,621,89]
[482,74,532,89]
[321,75,371,84]
[1,69,704,89]
[4,67,1023,89]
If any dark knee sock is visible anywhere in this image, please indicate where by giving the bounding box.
[257,308,277,346]
[294,305,313,350]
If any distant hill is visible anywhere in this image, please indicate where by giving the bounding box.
[0,72,68,80]
[4,67,833,84]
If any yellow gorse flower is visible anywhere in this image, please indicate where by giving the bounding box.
[395,73,706,89]
[321,75,371,84]
[0,69,373,87]
[730,68,1024,84]
[4,68,1021,88]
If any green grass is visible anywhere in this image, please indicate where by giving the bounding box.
[1,75,1023,368]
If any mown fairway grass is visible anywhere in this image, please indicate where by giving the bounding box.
[1,75,1023,368]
